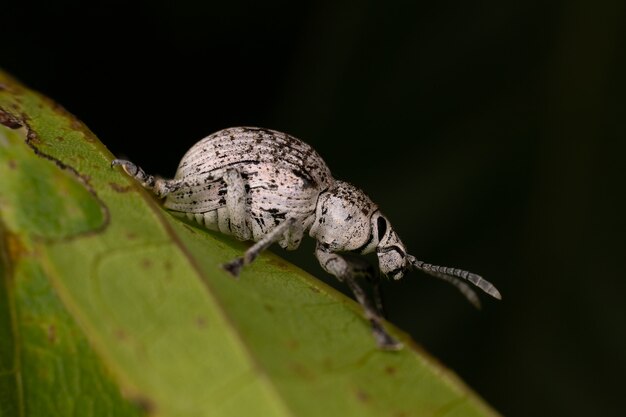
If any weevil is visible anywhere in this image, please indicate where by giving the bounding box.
[112,126,501,349]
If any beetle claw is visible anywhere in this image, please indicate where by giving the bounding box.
[223,258,244,278]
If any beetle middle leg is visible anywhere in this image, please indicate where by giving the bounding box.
[315,243,402,350]
[223,217,297,277]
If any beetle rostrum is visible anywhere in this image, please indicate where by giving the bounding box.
[112,126,501,350]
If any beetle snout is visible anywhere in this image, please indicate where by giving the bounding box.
[376,228,409,280]
[377,247,407,280]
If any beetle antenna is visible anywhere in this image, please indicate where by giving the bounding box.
[407,255,501,300]
[429,273,482,308]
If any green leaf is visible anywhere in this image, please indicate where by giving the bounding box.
[0,70,500,417]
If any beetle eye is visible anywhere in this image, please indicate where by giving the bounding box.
[377,216,387,241]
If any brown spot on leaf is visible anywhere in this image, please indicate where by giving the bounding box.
[384,365,397,376]
[114,329,127,341]
[109,182,133,193]
[196,316,207,328]
[286,339,299,350]
[0,109,22,129]
[70,117,83,131]
[56,136,64,142]
[164,260,173,271]
[130,396,156,414]
[141,258,152,269]
[355,388,371,403]
[48,324,57,343]
[289,363,316,380]
[5,232,27,262]
[263,303,274,313]
[7,160,17,170]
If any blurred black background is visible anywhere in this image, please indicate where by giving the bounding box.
[3,1,625,416]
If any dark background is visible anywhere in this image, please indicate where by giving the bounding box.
[3,1,625,416]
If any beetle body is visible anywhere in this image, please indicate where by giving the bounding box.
[113,126,501,349]
[165,127,332,250]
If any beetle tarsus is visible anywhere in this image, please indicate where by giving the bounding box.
[223,258,244,277]
[372,322,403,351]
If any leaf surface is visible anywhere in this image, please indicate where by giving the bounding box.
[0,70,499,417]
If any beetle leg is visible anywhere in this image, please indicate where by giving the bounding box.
[223,168,252,241]
[112,159,184,198]
[334,254,387,318]
[365,269,387,319]
[315,243,402,350]
[223,217,296,277]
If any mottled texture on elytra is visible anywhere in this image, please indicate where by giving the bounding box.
[165,127,333,248]
[112,126,501,350]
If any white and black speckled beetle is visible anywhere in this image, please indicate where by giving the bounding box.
[112,127,501,349]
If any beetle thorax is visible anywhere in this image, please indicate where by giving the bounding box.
[309,181,378,252]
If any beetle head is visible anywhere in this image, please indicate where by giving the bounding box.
[309,181,410,280]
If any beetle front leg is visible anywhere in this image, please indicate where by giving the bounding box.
[366,271,386,319]
[315,243,402,350]
[332,254,387,318]
[112,159,184,198]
